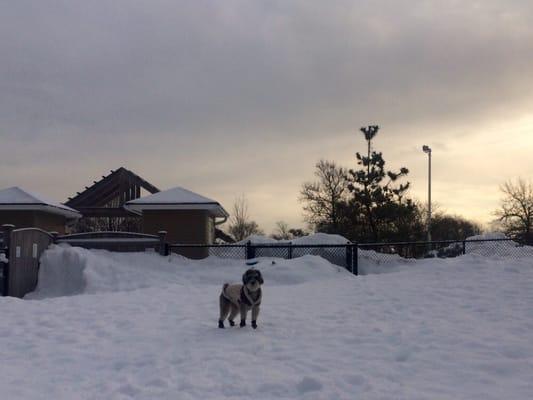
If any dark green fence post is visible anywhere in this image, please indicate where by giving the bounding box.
[462,240,466,255]
[2,224,15,296]
[246,241,256,259]
[288,242,293,259]
[353,243,359,275]
[158,231,168,256]
[345,243,352,272]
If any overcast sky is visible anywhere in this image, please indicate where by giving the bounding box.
[1,0,533,232]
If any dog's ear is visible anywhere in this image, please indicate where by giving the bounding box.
[242,270,250,285]
[257,270,264,284]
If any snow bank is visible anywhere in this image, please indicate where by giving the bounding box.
[358,248,416,275]
[238,234,281,244]
[467,232,508,241]
[239,232,350,245]
[231,233,352,267]
[292,232,349,245]
[28,244,349,299]
[28,244,183,299]
[30,230,532,300]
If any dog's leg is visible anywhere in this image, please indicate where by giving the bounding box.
[228,304,239,326]
[239,303,248,327]
[219,294,231,328]
[251,305,260,329]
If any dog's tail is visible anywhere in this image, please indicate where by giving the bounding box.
[221,283,231,300]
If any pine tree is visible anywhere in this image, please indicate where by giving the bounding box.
[348,125,411,241]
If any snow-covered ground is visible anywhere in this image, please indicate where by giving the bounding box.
[1,244,532,399]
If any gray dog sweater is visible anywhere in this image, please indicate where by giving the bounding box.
[222,283,262,307]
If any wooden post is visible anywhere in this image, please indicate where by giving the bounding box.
[158,231,167,256]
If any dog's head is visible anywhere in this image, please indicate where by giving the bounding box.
[242,268,263,292]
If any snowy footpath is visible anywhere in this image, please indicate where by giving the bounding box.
[1,244,532,399]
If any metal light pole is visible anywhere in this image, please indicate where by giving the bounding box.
[422,145,432,242]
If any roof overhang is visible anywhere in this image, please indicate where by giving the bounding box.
[124,202,229,218]
[0,204,82,219]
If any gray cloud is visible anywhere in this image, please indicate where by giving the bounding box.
[1,0,533,230]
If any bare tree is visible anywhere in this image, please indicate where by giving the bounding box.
[227,194,264,241]
[494,178,533,244]
[300,160,349,231]
[271,221,292,240]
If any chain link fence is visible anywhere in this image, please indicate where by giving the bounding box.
[207,244,248,259]
[170,238,532,276]
[169,243,356,272]
[357,238,532,263]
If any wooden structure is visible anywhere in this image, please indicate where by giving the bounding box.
[66,167,160,218]
[1,225,54,298]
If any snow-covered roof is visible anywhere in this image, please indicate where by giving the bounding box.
[0,187,82,219]
[125,187,229,218]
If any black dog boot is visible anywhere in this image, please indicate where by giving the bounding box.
[240,320,246,327]
[229,320,235,327]
[218,320,225,329]
[251,320,258,329]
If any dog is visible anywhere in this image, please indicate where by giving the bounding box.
[218,268,263,329]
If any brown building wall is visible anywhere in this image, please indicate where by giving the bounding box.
[142,210,215,259]
[0,210,67,233]
[0,210,34,228]
[33,211,68,234]
[142,210,213,244]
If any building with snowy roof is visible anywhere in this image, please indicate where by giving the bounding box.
[125,186,229,249]
[65,167,230,249]
[0,187,81,234]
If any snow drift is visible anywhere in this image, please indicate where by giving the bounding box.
[238,232,350,245]
[28,244,349,299]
